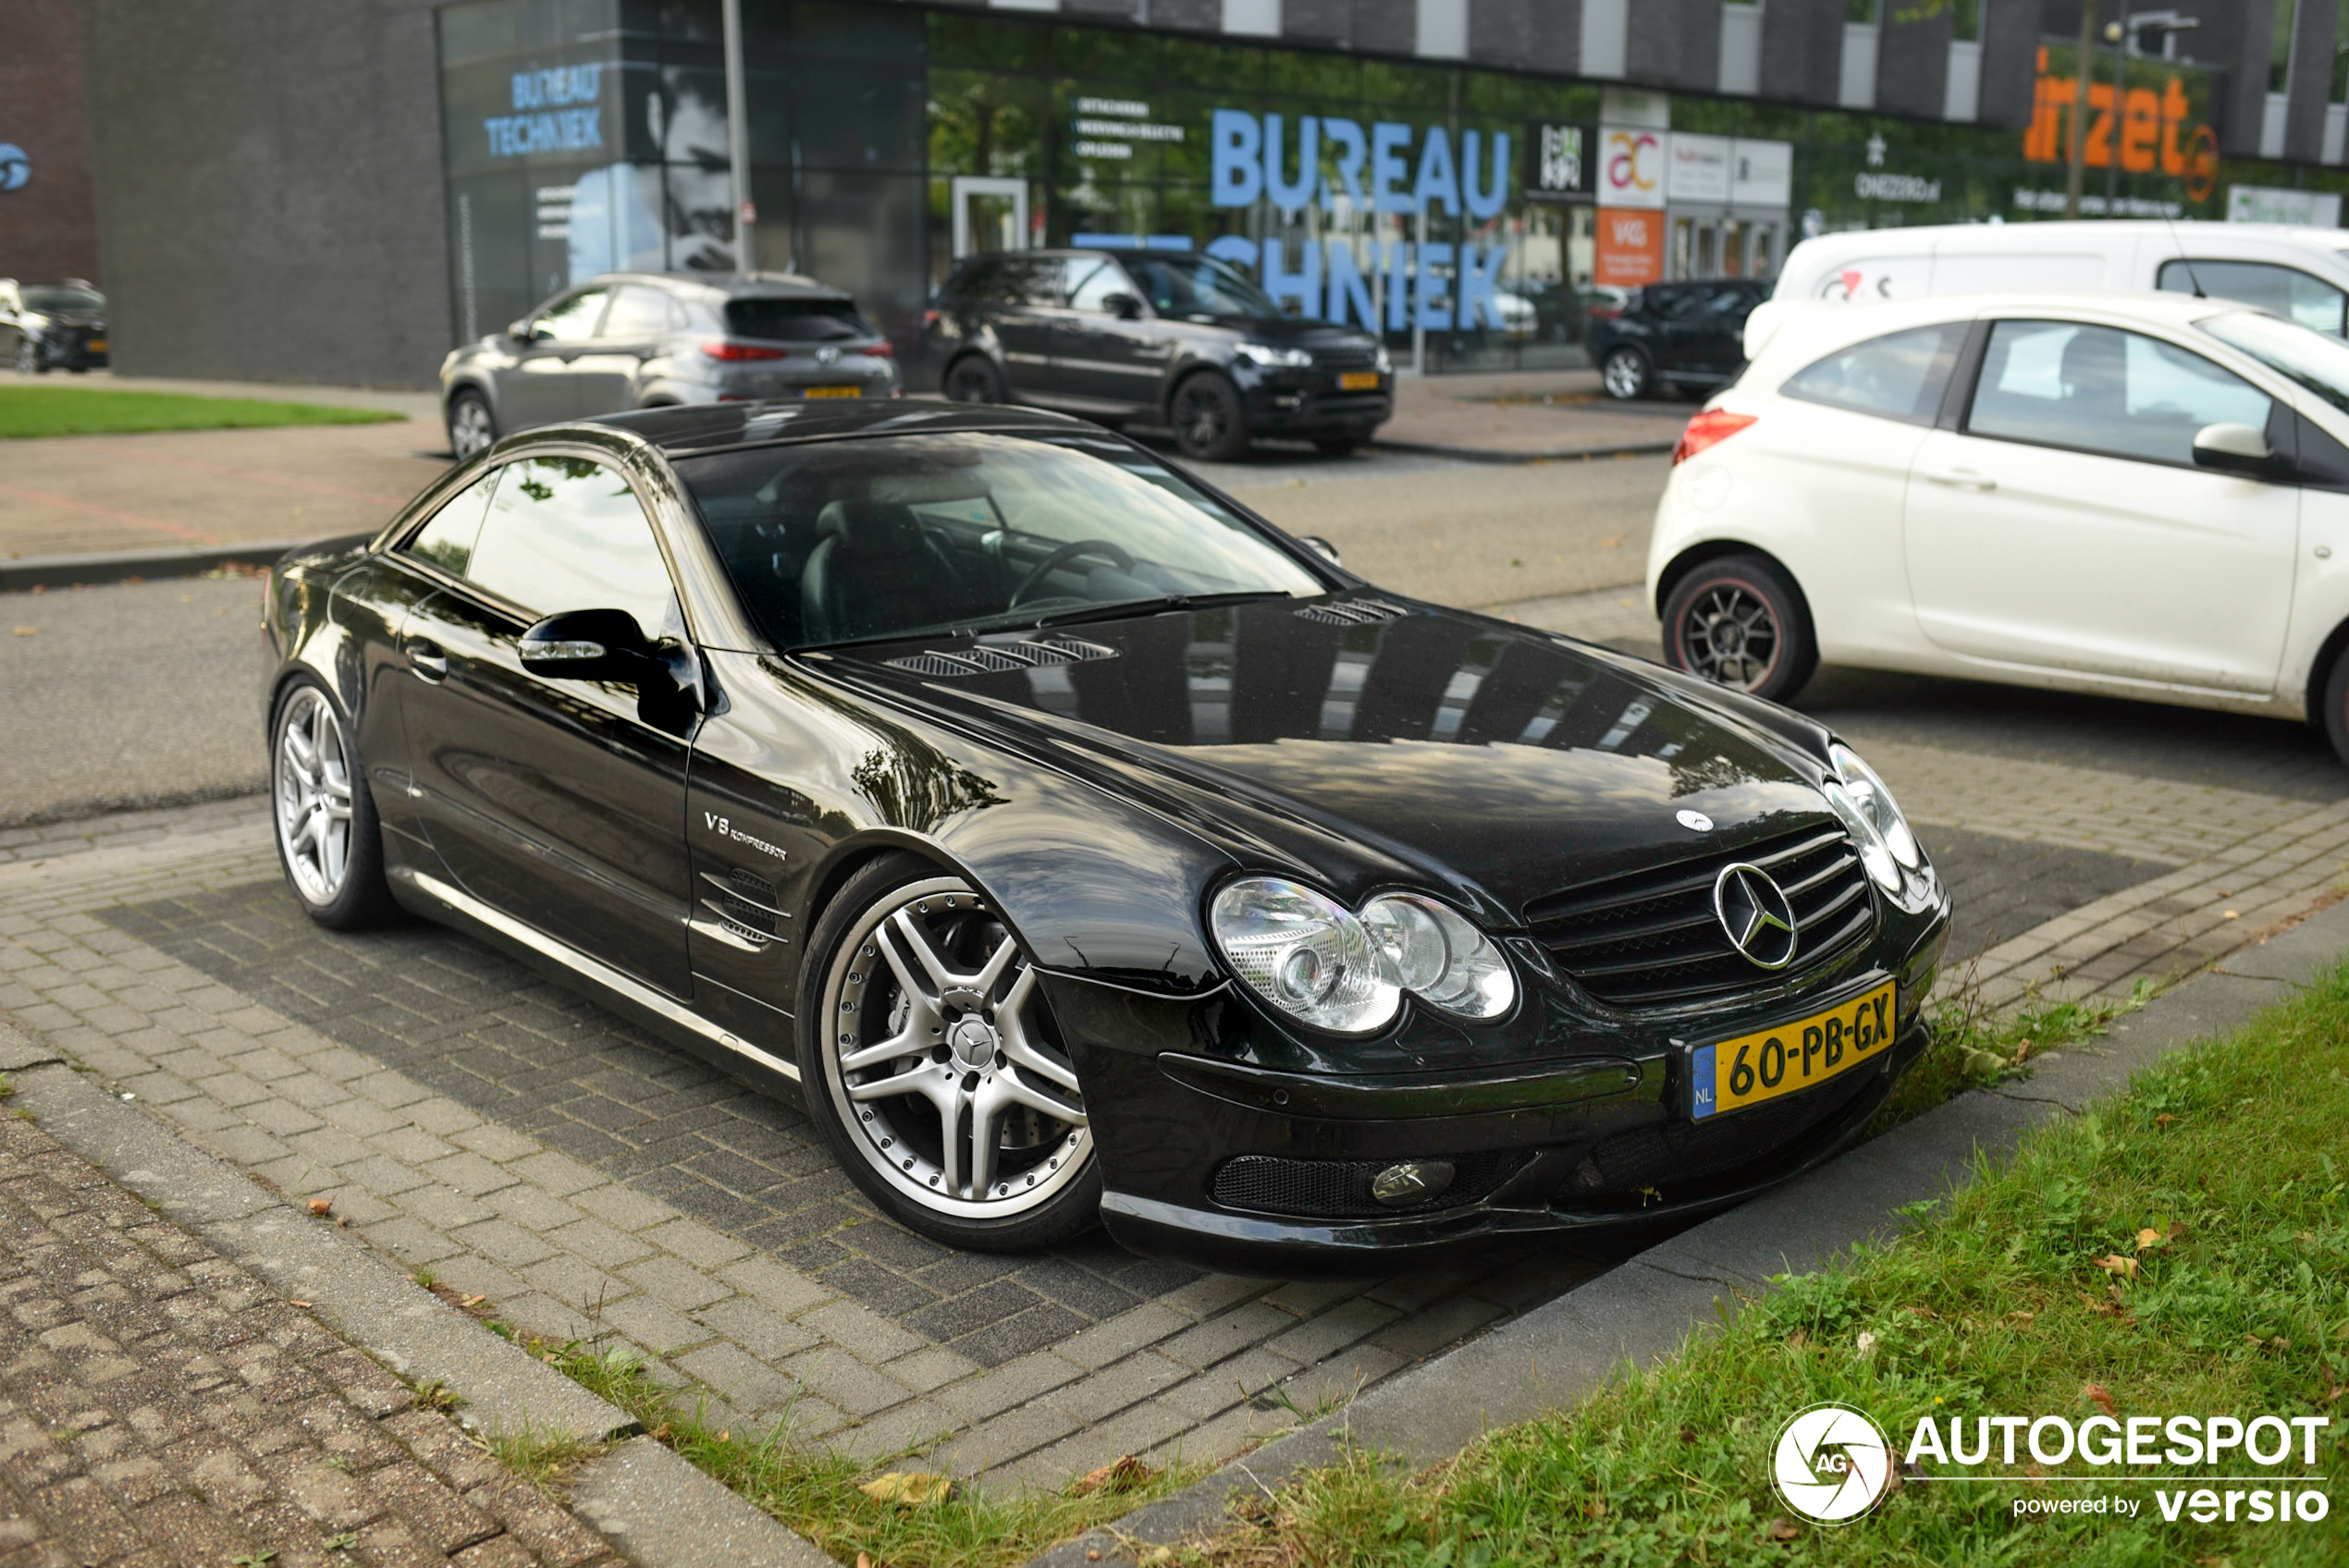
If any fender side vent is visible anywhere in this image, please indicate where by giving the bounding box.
[1294,597,1407,627]
[884,636,1117,678]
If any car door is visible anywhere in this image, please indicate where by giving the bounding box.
[990,255,1069,401]
[1903,315,2298,694]
[1647,286,1709,379]
[1697,284,1762,380]
[1052,255,1168,411]
[394,450,697,995]
[564,284,672,416]
[495,287,610,429]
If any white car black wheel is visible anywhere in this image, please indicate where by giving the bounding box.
[802,861,1098,1248]
[1661,554,1818,704]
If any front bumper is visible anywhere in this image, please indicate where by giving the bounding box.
[1236,370,1392,437]
[1050,884,1949,1276]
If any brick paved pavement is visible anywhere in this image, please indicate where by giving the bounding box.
[0,1105,623,1568]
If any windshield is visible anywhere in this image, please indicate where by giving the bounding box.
[679,432,1328,649]
[22,287,103,313]
[1117,254,1282,323]
[2200,309,2349,417]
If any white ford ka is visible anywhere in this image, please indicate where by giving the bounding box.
[1644,288,2349,768]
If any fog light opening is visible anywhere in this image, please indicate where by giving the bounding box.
[1371,1159,1456,1208]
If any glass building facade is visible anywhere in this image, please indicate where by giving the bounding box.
[436,1,2336,375]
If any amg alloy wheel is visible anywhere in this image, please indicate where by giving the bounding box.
[1661,553,1818,704]
[446,390,497,460]
[804,864,1098,1248]
[270,680,398,928]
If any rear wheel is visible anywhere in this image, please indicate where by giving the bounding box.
[13,337,42,374]
[1171,373,1251,462]
[943,355,1007,404]
[2319,643,2349,772]
[270,679,400,929]
[798,855,1099,1251]
[1601,347,1651,400]
[446,389,497,460]
[1661,553,1818,704]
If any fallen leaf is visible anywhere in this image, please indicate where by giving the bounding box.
[2155,1113,2177,1127]
[860,1471,952,1506]
[1785,1329,1808,1350]
[2011,1038,2035,1064]
[2083,1383,2117,1415]
[1087,1554,1103,1563]
[307,1197,334,1217]
[2223,911,2240,920]
[1855,1330,1878,1358]
[9,628,36,637]
[1767,1516,1801,1541]
[1903,1303,1940,1319]
[461,1293,486,1307]
[289,1301,312,1309]
[2134,1227,2168,1253]
[1962,1047,2008,1077]
[1069,1455,1154,1498]
[1584,1499,1608,1519]
[2094,1254,2140,1280]
[1599,536,1622,548]
[2006,1309,2036,1324]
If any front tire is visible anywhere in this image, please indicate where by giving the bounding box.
[14,337,43,375]
[446,389,497,461]
[1601,347,1651,400]
[2319,643,2349,772]
[1171,373,1251,462]
[798,855,1099,1252]
[1661,553,1819,704]
[942,355,1007,404]
[270,679,399,929]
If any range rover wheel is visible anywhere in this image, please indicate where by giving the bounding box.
[943,356,1007,404]
[270,679,399,929]
[447,390,497,460]
[1661,553,1819,704]
[799,856,1099,1251]
[1601,347,1651,400]
[1171,373,1250,462]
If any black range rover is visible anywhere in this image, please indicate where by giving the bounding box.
[925,248,1394,461]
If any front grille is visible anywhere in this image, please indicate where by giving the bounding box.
[1312,346,1380,370]
[1293,597,1407,627]
[1568,1069,1875,1199]
[882,636,1115,678]
[1210,1150,1531,1219]
[1523,824,1875,1011]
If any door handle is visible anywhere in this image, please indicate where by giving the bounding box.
[1920,466,1997,491]
[402,636,448,680]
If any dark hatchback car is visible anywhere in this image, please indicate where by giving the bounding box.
[0,279,108,374]
[260,398,1949,1272]
[1592,278,1768,400]
[438,271,899,460]
[926,249,1393,461]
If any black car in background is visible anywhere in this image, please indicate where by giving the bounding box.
[259,397,1949,1271]
[1591,278,1767,400]
[925,249,1393,461]
[0,279,108,374]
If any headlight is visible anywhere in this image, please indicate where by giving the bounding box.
[1235,342,1313,370]
[1821,782,1900,893]
[1827,742,1920,871]
[1210,877,1516,1034]
[1373,344,1394,374]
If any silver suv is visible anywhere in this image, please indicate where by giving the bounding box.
[438,272,900,459]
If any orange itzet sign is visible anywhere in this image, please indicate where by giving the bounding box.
[2023,44,2217,202]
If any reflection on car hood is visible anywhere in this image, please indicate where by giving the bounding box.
[812,597,1838,922]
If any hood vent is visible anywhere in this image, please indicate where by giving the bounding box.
[1295,597,1408,627]
[884,636,1117,678]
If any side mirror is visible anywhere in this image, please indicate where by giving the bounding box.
[506,319,532,342]
[1300,535,1343,568]
[2191,422,2275,477]
[519,608,660,681]
[1101,291,1143,320]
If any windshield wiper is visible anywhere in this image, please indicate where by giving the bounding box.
[1027,591,1292,628]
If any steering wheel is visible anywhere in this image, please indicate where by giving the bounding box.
[1009,539,1137,606]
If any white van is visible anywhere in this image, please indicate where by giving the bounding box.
[1773,221,2349,337]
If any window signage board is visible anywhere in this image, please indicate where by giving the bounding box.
[1599,124,1666,211]
[1525,121,1595,203]
[1666,133,1730,203]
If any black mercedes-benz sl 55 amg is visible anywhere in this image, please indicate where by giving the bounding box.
[260,399,1950,1273]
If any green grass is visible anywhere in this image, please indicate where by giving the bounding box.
[0,386,404,438]
[521,1334,1207,1568]
[1180,967,2349,1568]
[1869,973,2155,1136]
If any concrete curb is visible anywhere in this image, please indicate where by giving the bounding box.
[1025,900,2349,1568]
[0,540,307,594]
[0,1014,833,1568]
[1370,435,1676,465]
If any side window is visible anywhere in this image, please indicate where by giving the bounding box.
[597,286,672,340]
[2158,259,2349,337]
[533,288,609,342]
[1780,322,1968,425]
[1066,258,1130,313]
[402,469,500,577]
[953,257,1005,302]
[1967,319,2273,467]
[464,455,683,639]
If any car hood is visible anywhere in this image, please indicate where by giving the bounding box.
[805,597,1839,925]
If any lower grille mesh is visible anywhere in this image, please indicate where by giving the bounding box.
[1568,1072,1875,1198]
[1210,1151,1530,1219]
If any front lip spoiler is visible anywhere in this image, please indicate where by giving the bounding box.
[1156,1051,1646,1121]
[1099,1019,1928,1277]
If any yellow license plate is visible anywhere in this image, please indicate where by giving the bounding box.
[1338,370,1380,390]
[803,385,861,399]
[1691,981,1896,1120]
[88,338,108,352]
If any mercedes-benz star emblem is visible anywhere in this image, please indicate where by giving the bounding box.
[1714,862,1799,970]
[1676,809,1714,832]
